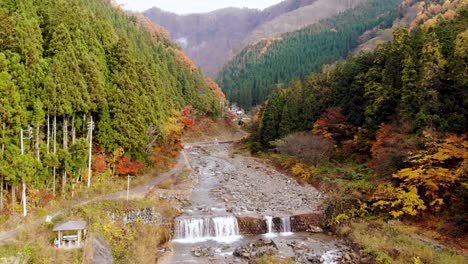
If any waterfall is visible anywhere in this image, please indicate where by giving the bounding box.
[213,216,239,238]
[281,217,292,233]
[174,215,240,243]
[265,216,273,233]
[264,216,276,237]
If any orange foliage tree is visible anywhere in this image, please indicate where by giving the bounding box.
[206,78,226,102]
[313,107,354,144]
[92,153,107,174]
[115,156,144,177]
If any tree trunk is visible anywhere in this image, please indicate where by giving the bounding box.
[11,185,15,213]
[63,117,68,149]
[46,115,50,154]
[0,178,4,212]
[71,115,76,144]
[1,122,5,153]
[35,123,40,161]
[53,115,57,197]
[71,177,75,198]
[53,115,57,153]
[62,118,68,194]
[83,113,86,131]
[53,167,56,197]
[35,123,40,188]
[62,170,67,194]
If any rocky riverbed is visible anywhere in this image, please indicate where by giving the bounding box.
[188,143,322,215]
[162,143,353,264]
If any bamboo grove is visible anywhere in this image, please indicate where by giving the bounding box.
[0,0,222,216]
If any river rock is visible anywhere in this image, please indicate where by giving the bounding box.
[191,246,214,257]
[233,239,278,259]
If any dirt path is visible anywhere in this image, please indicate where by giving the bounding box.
[0,152,189,243]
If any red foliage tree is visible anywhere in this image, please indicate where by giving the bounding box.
[92,154,107,174]
[115,157,144,176]
[181,105,195,129]
[368,123,414,177]
[312,107,354,144]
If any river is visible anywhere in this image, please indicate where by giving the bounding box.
[162,142,348,263]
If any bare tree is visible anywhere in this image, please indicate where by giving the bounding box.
[276,132,334,166]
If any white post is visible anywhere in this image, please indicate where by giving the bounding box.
[21,181,26,217]
[87,116,94,188]
[127,175,130,201]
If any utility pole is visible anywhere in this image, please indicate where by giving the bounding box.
[87,116,94,188]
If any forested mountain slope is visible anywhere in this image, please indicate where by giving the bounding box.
[257,0,467,145]
[143,0,324,77]
[246,2,467,256]
[242,0,366,46]
[218,0,406,109]
[0,0,222,214]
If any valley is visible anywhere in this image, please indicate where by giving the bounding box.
[162,141,354,263]
[0,0,467,263]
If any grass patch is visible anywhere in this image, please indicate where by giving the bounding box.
[0,198,178,263]
[0,222,83,263]
[255,255,294,264]
[343,221,468,264]
[157,178,177,190]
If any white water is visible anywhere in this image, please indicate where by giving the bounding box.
[264,216,277,238]
[174,216,241,243]
[321,250,341,264]
[280,216,293,236]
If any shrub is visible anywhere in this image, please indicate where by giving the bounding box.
[275,132,334,165]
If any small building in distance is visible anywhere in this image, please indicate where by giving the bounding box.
[53,220,87,249]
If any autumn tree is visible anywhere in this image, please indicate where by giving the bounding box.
[115,157,144,177]
[312,107,354,144]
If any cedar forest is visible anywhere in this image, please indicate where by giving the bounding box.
[218,0,403,109]
[246,0,467,231]
[0,0,223,216]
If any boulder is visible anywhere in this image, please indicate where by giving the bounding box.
[233,239,278,259]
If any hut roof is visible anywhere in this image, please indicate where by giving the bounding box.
[53,220,87,231]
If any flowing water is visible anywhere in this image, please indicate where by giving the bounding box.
[281,216,293,235]
[163,143,342,263]
[174,215,241,243]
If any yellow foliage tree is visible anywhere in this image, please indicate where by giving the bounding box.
[291,163,318,183]
[391,133,467,214]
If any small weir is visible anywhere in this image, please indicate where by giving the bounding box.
[280,216,292,234]
[265,216,274,234]
[174,215,241,243]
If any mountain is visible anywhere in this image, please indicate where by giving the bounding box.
[242,0,366,46]
[0,0,223,204]
[143,0,337,77]
[254,0,467,144]
[248,3,467,258]
[217,0,404,108]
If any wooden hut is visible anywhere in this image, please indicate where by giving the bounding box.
[53,220,87,249]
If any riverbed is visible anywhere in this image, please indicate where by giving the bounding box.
[162,142,350,263]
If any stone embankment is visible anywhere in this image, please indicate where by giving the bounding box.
[237,213,324,234]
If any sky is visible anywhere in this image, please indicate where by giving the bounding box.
[114,0,284,14]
